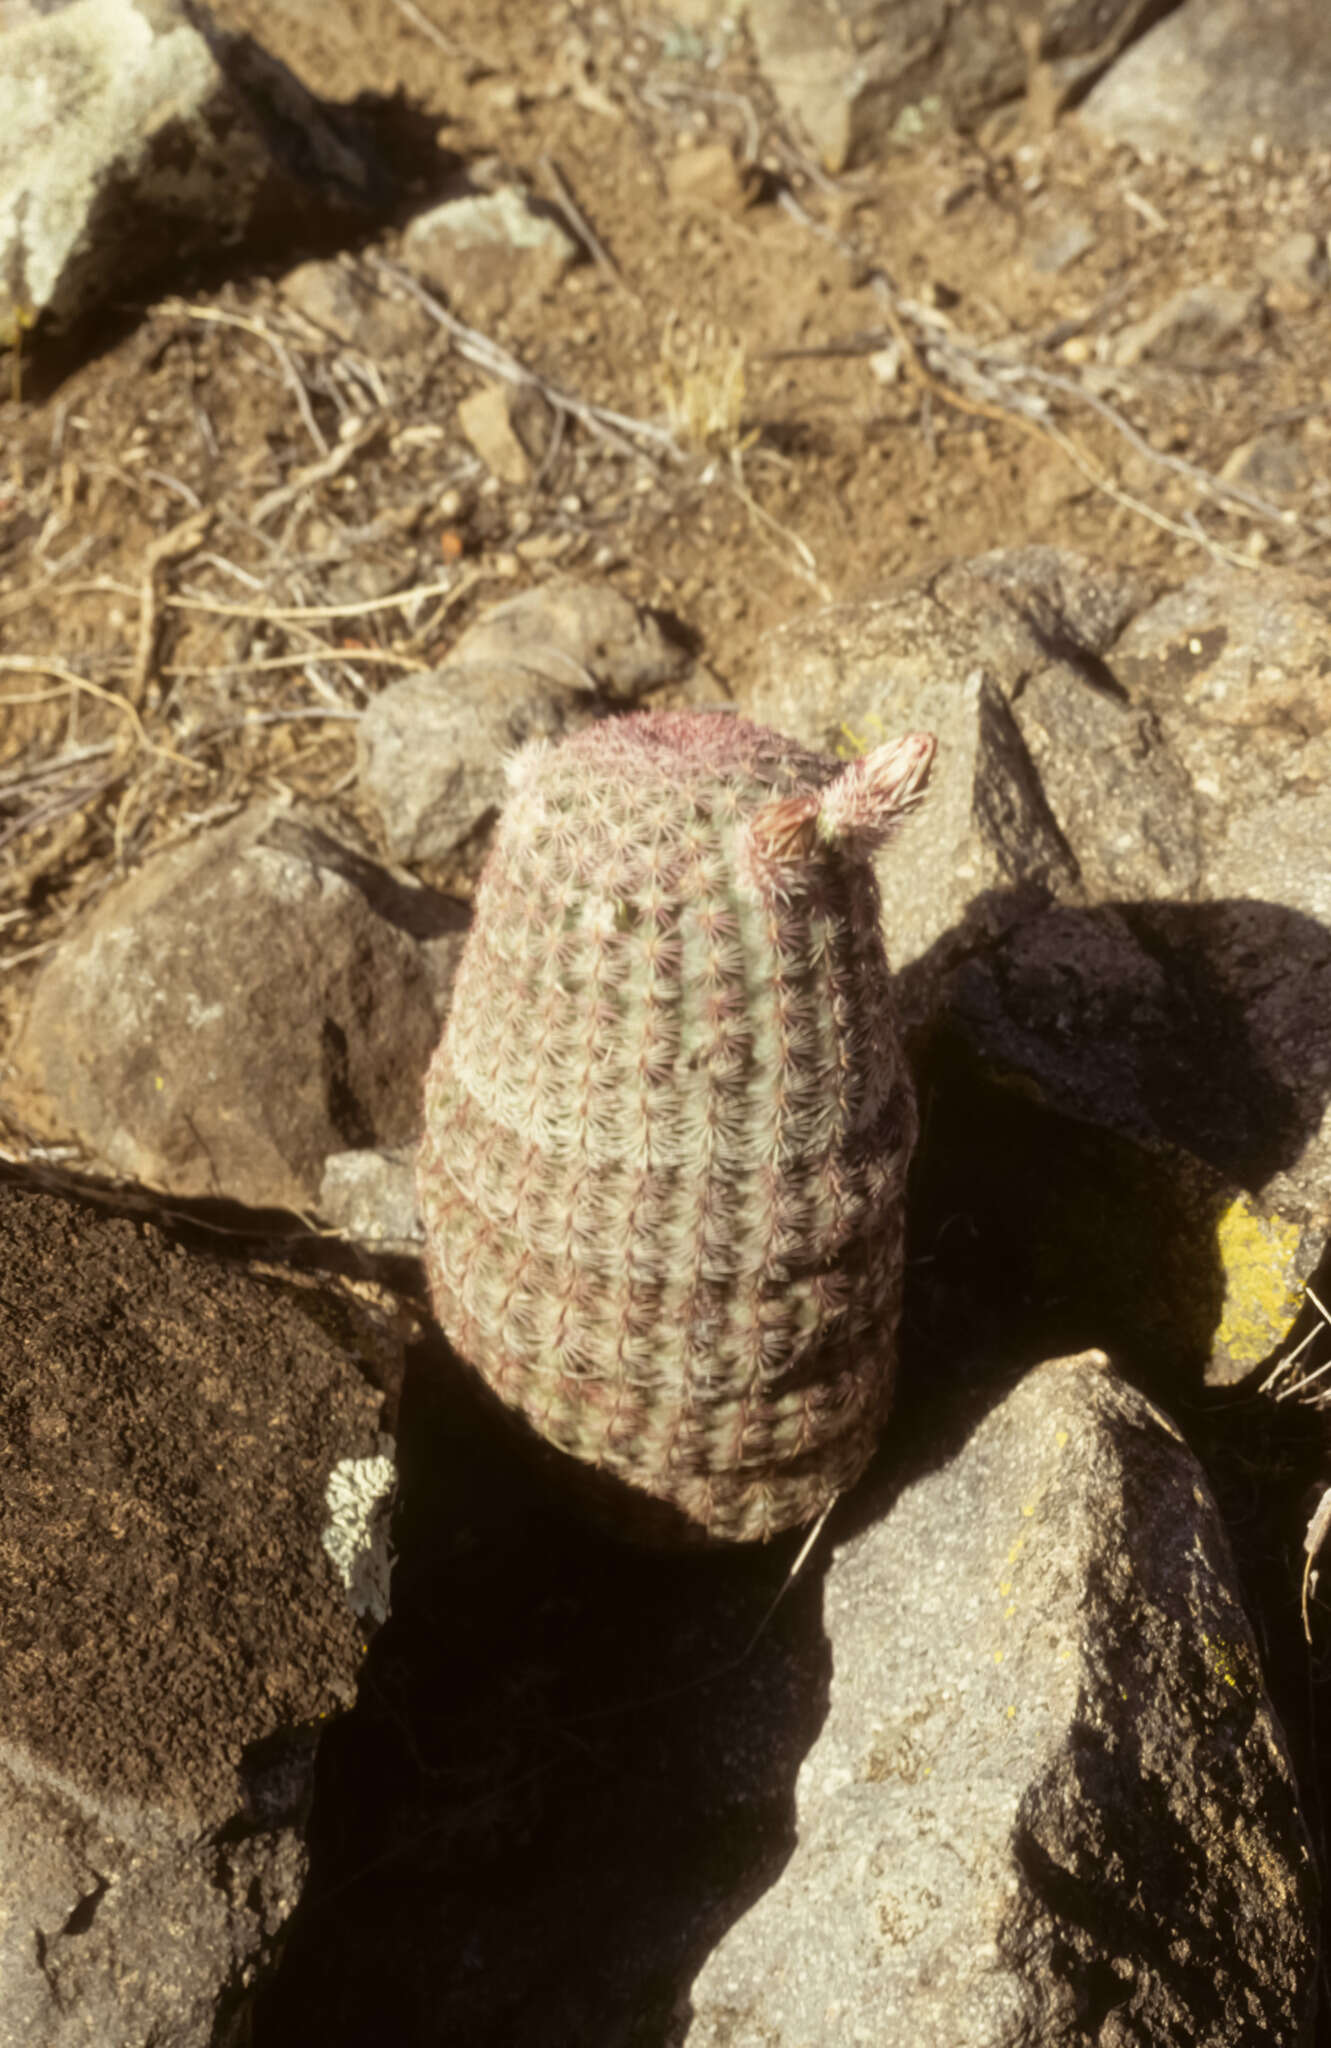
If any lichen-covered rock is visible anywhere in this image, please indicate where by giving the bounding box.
[418,710,934,1542]
[0,0,381,344]
[685,1352,1320,2045]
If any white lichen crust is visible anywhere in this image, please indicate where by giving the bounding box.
[321,1446,396,1624]
[418,711,933,1542]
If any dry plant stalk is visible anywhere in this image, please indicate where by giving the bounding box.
[657,315,750,454]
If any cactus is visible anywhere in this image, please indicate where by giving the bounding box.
[417,709,934,1542]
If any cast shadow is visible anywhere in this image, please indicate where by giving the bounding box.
[255,884,1331,2046]
[253,1331,832,2048]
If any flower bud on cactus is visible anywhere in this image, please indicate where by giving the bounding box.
[417,710,935,1542]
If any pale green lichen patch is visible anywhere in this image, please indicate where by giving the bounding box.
[1213,1195,1307,1368]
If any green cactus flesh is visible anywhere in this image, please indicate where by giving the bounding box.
[417,710,932,1541]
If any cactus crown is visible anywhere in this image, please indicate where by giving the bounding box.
[418,709,933,1542]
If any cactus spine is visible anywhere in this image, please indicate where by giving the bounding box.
[417,710,934,1542]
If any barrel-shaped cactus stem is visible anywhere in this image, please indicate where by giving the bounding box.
[418,709,935,1543]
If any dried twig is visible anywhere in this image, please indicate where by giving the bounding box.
[161,648,427,679]
[250,415,386,525]
[0,658,203,772]
[370,255,683,464]
[161,300,329,458]
[539,155,641,304]
[384,0,489,61]
[130,506,213,706]
[163,570,480,625]
[773,186,1304,570]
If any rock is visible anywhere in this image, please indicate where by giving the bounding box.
[0,1177,401,2048]
[1082,0,1331,162]
[1112,282,1263,368]
[745,0,1166,171]
[358,661,595,864]
[10,806,467,1211]
[1260,229,1330,298]
[358,580,690,864]
[755,549,1331,1386]
[1220,431,1309,501]
[1007,660,1201,902]
[278,255,434,356]
[457,381,552,486]
[940,902,1331,1384]
[401,186,578,321]
[1109,564,1331,891]
[448,577,690,699]
[750,547,1165,1011]
[318,1145,423,1250]
[665,140,754,214]
[1025,204,1096,275]
[0,0,382,344]
[686,1352,1319,2047]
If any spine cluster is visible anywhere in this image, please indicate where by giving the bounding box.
[418,710,932,1541]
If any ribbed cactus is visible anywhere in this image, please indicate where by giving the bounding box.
[417,710,934,1542]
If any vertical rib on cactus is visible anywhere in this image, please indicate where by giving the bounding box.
[418,710,934,1542]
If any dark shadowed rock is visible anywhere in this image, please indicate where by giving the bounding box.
[1082,0,1331,162]
[0,0,383,344]
[0,1178,401,2048]
[686,1353,1319,2046]
[940,900,1331,1384]
[11,805,467,1210]
[253,1319,833,2048]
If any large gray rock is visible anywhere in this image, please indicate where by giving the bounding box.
[358,659,591,864]
[746,0,1172,171]
[751,548,1166,1010]
[11,805,467,1210]
[686,1352,1319,2046]
[1082,0,1331,161]
[0,1178,401,2048]
[754,550,1331,1385]
[358,580,691,864]
[0,0,380,343]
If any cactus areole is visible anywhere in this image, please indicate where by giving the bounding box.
[418,710,935,1542]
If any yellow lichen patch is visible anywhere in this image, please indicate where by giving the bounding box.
[1214,1196,1306,1367]
[1200,1629,1256,1696]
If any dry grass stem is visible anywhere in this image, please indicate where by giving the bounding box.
[160,648,427,678]
[161,299,330,458]
[250,416,386,525]
[371,255,684,463]
[540,155,641,304]
[658,315,749,451]
[161,571,479,625]
[0,657,203,772]
[131,506,214,705]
